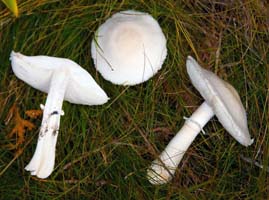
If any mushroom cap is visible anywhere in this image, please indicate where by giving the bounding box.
[186,56,253,146]
[10,51,109,105]
[91,10,167,85]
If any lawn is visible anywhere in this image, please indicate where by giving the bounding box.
[0,0,268,199]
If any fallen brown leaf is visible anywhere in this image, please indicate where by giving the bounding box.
[5,104,35,152]
[25,109,43,119]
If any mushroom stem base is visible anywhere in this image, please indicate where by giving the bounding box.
[147,102,214,185]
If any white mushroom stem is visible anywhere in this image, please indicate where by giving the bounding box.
[25,67,69,179]
[147,102,214,185]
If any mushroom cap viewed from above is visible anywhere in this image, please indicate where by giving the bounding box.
[186,56,253,146]
[91,10,167,85]
[11,51,108,105]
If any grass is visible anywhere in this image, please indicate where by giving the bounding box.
[0,0,268,199]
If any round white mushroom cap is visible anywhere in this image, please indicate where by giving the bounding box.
[186,56,253,146]
[91,10,167,85]
[10,51,109,105]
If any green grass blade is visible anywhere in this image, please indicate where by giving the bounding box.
[2,0,18,17]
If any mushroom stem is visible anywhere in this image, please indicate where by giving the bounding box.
[25,67,69,179]
[147,102,214,185]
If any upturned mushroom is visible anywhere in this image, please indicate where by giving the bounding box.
[147,56,253,184]
[91,10,167,85]
[10,51,109,178]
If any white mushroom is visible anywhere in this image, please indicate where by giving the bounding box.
[10,51,109,179]
[91,10,167,85]
[147,56,254,185]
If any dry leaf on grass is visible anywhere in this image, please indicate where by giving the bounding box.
[5,104,40,153]
[25,109,43,119]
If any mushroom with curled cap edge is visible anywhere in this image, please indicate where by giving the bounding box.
[147,56,254,185]
[91,10,167,85]
[10,51,109,179]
